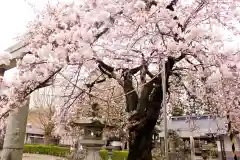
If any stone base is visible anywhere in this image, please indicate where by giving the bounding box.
[84,147,102,160]
[80,140,106,160]
[79,139,106,147]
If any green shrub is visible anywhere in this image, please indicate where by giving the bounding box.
[23,144,70,157]
[99,149,108,160]
[99,149,128,160]
[112,150,128,160]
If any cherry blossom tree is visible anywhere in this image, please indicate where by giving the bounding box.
[1,0,240,159]
[207,65,240,130]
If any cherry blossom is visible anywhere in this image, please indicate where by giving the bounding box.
[1,0,240,158]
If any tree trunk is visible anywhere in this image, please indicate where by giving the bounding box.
[44,135,51,145]
[128,128,154,160]
[128,86,163,160]
[1,100,29,160]
[126,58,176,160]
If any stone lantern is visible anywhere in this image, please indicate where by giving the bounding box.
[70,103,107,160]
[71,119,106,160]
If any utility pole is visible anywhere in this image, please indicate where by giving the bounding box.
[162,61,168,160]
[190,135,195,160]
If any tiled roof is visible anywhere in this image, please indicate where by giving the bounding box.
[26,127,44,135]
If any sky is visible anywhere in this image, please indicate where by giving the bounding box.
[0,0,62,108]
[0,0,33,51]
[0,0,58,51]
[1,0,73,103]
[0,0,74,51]
[1,0,49,107]
[0,0,46,82]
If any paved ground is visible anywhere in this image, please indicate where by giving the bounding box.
[0,152,65,160]
[23,154,66,160]
[195,156,218,160]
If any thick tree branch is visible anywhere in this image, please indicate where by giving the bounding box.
[96,59,114,73]
[166,0,178,11]
[175,53,187,62]
[29,68,62,93]
[134,82,154,120]
[129,65,142,75]
[98,65,113,78]
[146,86,162,127]
[0,67,62,119]
[96,59,125,86]
[85,73,106,89]
[92,28,109,44]
[95,59,143,113]
[123,70,139,112]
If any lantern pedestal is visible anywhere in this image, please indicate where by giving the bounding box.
[80,139,106,160]
[80,140,105,160]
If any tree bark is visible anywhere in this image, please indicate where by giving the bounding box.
[43,123,55,145]
[127,58,176,160]
[44,135,51,145]
[1,100,29,160]
[128,85,163,160]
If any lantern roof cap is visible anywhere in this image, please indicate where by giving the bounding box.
[70,119,115,128]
